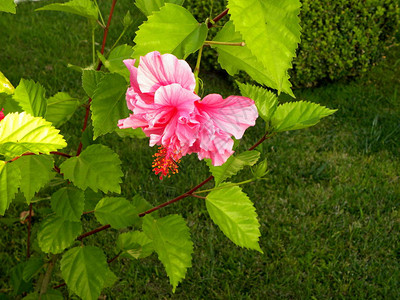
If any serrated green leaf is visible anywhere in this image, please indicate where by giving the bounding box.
[90,73,128,138]
[135,0,184,16]
[45,92,80,127]
[238,82,278,122]
[13,155,55,203]
[117,231,154,259]
[213,21,293,96]
[0,71,15,94]
[0,160,21,215]
[60,144,123,193]
[41,289,64,300]
[37,214,82,254]
[206,151,260,186]
[0,0,16,14]
[82,70,105,98]
[94,197,139,229]
[271,101,337,132]
[23,258,44,281]
[51,187,85,222]
[0,112,67,159]
[103,268,117,288]
[36,0,98,21]
[227,0,301,93]
[142,214,193,292]
[61,246,108,300]
[206,185,262,252]
[98,45,134,80]
[133,3,208,59]
[0,93,22,114]
[13,79,47,117]
[11,263,33,296]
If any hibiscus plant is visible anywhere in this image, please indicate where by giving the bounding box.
[0,0,336,298]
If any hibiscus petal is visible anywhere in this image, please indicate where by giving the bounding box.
[196,94,258,139]
[194,131,234,166]
[137,51,196,93]
[154,84,200,110]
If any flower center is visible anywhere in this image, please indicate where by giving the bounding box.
[152,145,182,180]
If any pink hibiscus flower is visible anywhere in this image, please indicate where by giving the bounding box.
[118,51,258,179]
[0,108,4,122]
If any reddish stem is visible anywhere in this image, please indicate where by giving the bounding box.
[6,151,72,164]
[77,224,111,241]
[208,8,229,28]
[26,203,33,259]
[76,0,118,156]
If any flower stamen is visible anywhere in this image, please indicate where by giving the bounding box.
[152,146,182,180]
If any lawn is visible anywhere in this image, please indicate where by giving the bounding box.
[0,1,399,298]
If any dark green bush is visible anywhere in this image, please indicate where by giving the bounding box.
[185,0,400,88]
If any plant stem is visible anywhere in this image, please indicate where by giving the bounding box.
[92,26,96,66]
[94,0,106,27]
[194,46,203,94]
[204,41,245,46]
[26,203,32,259]
[194,179,255,194]
[6,151,72,164]
[40,255,57,298]
[77,224,111,241]
[207,8,229,28]
[109,28,127,52]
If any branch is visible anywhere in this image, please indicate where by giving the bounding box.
[207,8,229,28]
[77,224,111,241]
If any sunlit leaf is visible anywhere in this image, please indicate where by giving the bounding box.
[0,71,15,94]
[0,112,67,159]
[206,184,262,252]
[36,0,98,21]
[142,214,193,292]
[133,3,208,59]
[0,0,16,14]
[60,144,123,193]
[135,0,184,16]
[271,101,337,132]
[228,0,301,93]
[13,79,47,117]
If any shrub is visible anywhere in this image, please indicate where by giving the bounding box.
[185,0,400,88]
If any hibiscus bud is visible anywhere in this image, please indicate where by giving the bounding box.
[254,159,268,178]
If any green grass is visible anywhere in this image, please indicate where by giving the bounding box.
[1,1,400,299]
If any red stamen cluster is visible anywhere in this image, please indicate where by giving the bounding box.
[0,108,4,122]
[152,146,181,180]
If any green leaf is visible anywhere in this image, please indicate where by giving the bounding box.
[238,82,278,122]
[45,92,81,127]
[102,269,117,288]
[0,112,67,159]
[36,0,98,21]
[13,155,55,203]
[227,0,301,93]
[206,151,260,186]
[98,45,134,80]
[213,21,293,96]
[94,197,139,229]
[0,71,15,94]
[123,10,133,28]
[142,214,193,292]
[23,258,44,281]
[37,214,82,254]
[84,188,103,211]
[61,246,108,300]
[133,3,208,59]
[60,144,123,193]
[82,70,105,98]
[13,79,47,117]
[11,263,33,296]
[117,231,154,259]
[206,185,262,252]
[0,93,22,114]
[91,73,129,138]
[0,0,16,14]
[41,289,64,300]
[135,0,184,16]
[0,160,21,215]
[116,127,147,139]
[271,101,337,132]
[51,187,85,222]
